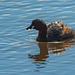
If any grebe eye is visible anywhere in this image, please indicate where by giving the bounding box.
[58,22,59,23]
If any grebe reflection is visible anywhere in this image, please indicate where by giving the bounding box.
[28,38,75,61]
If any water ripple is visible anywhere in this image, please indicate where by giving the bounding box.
[0,0,75,75]
[38,0,51,1]
[1,14,11,16]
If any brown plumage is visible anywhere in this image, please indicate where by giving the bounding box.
[26,19,75,42]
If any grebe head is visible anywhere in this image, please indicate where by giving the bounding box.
[26,19,47,31]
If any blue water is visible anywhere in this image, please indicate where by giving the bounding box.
[0,0,75,75]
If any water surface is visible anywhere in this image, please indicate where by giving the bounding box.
[0,0,75,75]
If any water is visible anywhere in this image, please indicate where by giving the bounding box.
[0,0,75,75]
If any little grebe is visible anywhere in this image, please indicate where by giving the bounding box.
[26,19,75,42]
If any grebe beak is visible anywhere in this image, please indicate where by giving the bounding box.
[26,25,34,30]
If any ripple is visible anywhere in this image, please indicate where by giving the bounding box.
[27,12,38,15]
[0,17,3,19]
[61,60,71,64]
[11,51,17,53]
[1,14,11,16]
[8,1,30,6]
[59,0,72,1]
[4,8,19,11]
[24,69,30,72]
[65,6,72,8]
[38,0,51,1]
[61,11,72,13]
[0,0,75,74]
[9,58,16,60]
[5,34,12,35]
[26,8,42,11]
[0,0,5,1]
[69,22,75,25]
[61,16,68,18]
